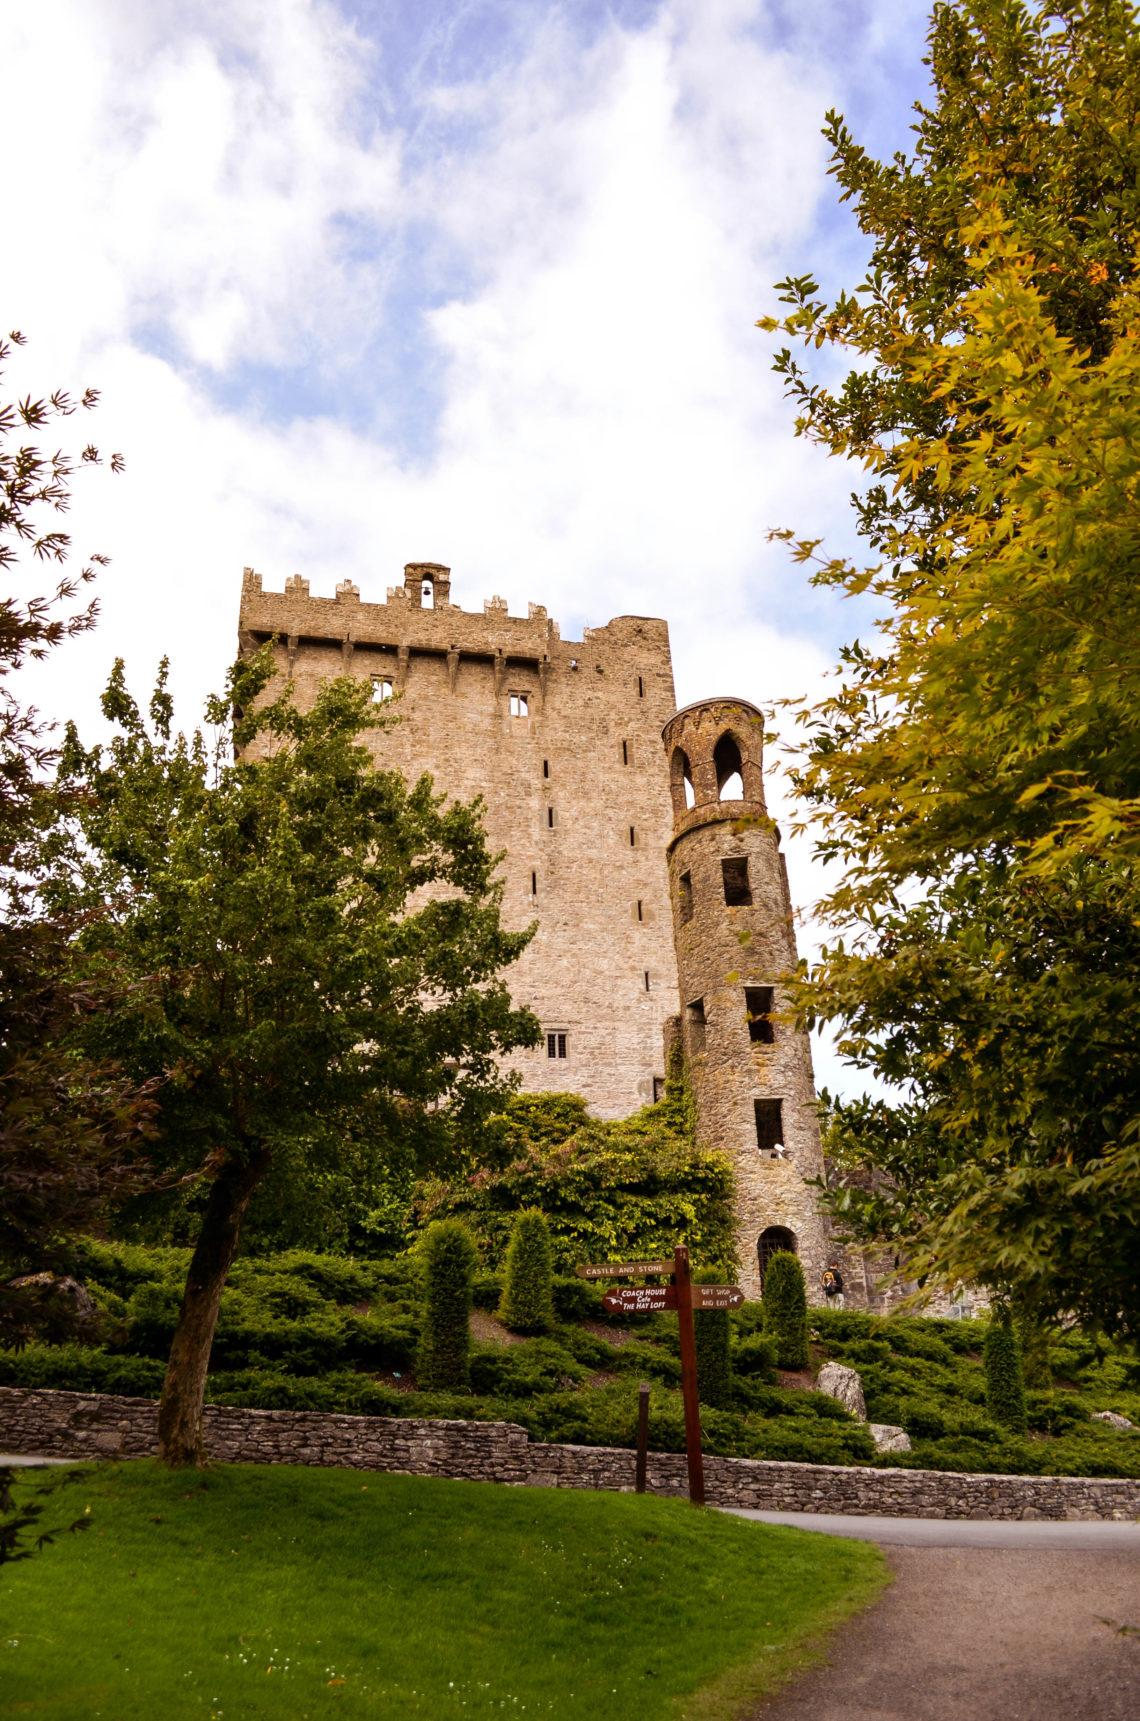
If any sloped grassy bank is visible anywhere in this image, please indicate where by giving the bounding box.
[1,1461,888,1721]
[5,1241,1140,1478]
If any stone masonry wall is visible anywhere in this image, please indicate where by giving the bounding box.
[5,1388,1137,1521]
[662,700,831,1300]
[238,563,681,1119]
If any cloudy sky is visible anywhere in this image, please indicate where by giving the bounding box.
[6,0,932,1093]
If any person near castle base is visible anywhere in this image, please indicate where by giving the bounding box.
[821,1264,845,1309]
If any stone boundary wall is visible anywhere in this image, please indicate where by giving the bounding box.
[3,1387,1138,1522]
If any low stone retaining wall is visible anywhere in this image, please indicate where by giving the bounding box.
[3,1386,1138,1521]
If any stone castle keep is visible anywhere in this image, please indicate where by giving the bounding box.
[238,561,835,1301]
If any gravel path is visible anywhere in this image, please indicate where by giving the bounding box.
[750,1544,1140,1721]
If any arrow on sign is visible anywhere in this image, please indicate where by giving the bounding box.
[691,1285,745,1310]
[602,1285,678,1314]
[576,1260,674,1280]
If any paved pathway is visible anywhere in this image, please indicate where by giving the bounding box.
[732,1517,1140,1721]
[726,1506,1140,1550]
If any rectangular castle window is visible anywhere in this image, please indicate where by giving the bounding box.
[745,986,775,1044]
[543,759,550,778]
[372,676,394,703]
[547,1032,568,1060]
[622,740,629,765]
[679,870,693,924]
[547,807,555,829]
[636,899,643,922]
[754,1099,784,1156]
[653,1076,666,1103]
[643,970,651,991]
[509,692,529,717]
[722,856,752,906]
[686,997,706,1054]
[531,871,538,898]
[638,676,644,697]
[629,826,636,847]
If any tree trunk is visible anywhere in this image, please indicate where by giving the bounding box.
[156,1154,266,1468]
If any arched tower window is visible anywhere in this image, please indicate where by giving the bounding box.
[422,579,435,609]
[714,732,745,801]
[757,1226,797,1291]
[670,747,696,818]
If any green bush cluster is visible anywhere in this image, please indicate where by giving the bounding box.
[499,1211,554,1333]
[412,1091,735,1272]
[984,1313,1029,1434]
[762,1253,810,1369]
[417,1220,478,1390]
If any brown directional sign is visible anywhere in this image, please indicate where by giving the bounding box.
[692,1285,745,1310]
[576,1259,674,1280]
[601,1285,678,1314]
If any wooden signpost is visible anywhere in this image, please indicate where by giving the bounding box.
[575,1245,744,1507]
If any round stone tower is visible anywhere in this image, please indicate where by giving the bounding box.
[661,697,830,1301]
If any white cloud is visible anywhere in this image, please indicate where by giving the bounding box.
[4,0,924,1096]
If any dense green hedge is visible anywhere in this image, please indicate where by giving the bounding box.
[762,1253,810,1370]
[417,1221,478,1389]
[499,1211,554,1333]
[7,1239,1140,1477]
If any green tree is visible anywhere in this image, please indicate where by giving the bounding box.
[498,1210,554,1334]
[760,0,1140,1333]
[53,651,539,1464]
[0,331,155,1349]
[984,1311,1028,1434]
[761,1253,809,1371]
[417,1219,478,1389]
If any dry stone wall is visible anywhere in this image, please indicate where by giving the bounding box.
[5,1388,1137,1522]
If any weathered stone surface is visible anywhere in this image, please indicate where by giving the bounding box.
[661,700,831,1300]
[5,1385,1140,1522]
[869,1423,912,1454]
[239,566,680,1121]
[817,1362,867,1421]
[1092,1410,1136,1430]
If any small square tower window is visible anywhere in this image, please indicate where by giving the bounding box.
[754,1099,784,1156]
[653,1076,666,1103]
[547,1032,568,1060]
[372,676,394,703]
[722,856,752,906]
[745,986,775,1044]
[509,692,529,717]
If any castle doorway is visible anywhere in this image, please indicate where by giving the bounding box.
[757,1226,797,1291]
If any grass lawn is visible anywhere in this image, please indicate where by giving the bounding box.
[1,1461,885,1721]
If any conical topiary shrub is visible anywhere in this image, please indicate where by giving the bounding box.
[693,1268,733,1408]
[984,1309,1028,1433]
[761,1251,810,1370]
[417,1219,478,1389]
[499,1209,554,1333]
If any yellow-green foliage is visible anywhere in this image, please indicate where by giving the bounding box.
[414,1091,735,1272]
